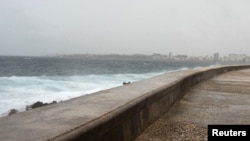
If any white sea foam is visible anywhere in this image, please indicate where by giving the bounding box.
[0,71,171,117]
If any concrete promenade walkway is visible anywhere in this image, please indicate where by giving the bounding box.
[136,69,250,141]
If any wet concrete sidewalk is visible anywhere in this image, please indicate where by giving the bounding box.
[136,69,250,141]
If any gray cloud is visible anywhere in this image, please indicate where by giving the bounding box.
[1,0,250,56]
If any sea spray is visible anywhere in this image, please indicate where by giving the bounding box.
[0,56,216,117]
[0,72,167,116]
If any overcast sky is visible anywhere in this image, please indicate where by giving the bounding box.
[0,0,250,57]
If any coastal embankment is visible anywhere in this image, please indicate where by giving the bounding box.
[0,65,249,141]
[136,67,250,140]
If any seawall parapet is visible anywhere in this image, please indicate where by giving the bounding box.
[0,65,249,141]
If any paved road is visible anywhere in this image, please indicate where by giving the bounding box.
[136,69,250,141]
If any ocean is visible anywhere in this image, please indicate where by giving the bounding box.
[0,56,216,117]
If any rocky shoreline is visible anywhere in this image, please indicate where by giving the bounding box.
[8,101,57,116]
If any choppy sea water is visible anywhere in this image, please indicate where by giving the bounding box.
[0,56,216,116]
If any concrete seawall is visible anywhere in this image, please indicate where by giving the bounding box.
[0,65,249,141]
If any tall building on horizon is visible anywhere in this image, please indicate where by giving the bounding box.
[214,53,219,61]
[169,52,172,59]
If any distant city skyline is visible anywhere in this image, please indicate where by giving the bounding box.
[0,51,249,58]
[1,0,250,57]
[46,52,250,62]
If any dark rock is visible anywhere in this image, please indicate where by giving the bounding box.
[123,82,131,85]
[8,109,18,116]
[26,101,57,111]
[31,101,48,109]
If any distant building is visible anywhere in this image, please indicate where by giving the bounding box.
[213,53,219,61]
[245,57,250,62]
[175,55,188,60]
[152,53,168,59]
[169,52,172,59]
[228,54,246,62]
